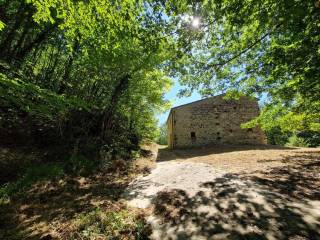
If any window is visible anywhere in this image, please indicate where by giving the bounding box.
[191,132,196,142]
[247,128,253,132]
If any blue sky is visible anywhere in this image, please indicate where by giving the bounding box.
[157,79,202,125]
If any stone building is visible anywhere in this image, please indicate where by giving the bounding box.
[166,94,266,149]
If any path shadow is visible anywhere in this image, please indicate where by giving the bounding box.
[157,144,296,162]
[150,151,320,239]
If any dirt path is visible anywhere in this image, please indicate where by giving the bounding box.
[125,146,320,240]
[126,161,226,208]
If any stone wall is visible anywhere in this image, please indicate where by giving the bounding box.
[167,95,266,148]
[167,111,174,149]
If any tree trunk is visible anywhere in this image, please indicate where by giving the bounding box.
[44,46,62,84]
[0,2,26,60]
[58,38,80,94]
[15,22,58,63]
[101,74,130,139]
[11,10,34,59]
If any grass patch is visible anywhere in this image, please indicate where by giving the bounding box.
[285,134,310,147]
[0,144,156,239]
[0,163,64,204]
[66,153,98,176]
[69,208,150,239]
[0,153,98,204]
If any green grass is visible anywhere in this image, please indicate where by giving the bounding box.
[0,163,64,204]
[0,153,100,204]
[285,134,310,147]
[71,208,150,239]
[0,150,151,239]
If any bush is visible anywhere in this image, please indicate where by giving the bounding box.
[265,127,319,147]
[297,131,320,147]
[156,123,167,145]
[72,208,150,239]
[285,134,310,147]
[65,154,97,176]
[266,127,290,146]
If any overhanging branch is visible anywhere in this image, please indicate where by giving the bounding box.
[205,22,283,70]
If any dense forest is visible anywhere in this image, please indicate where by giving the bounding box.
[0,0,319,239]
[0,0,179,158]
[1,0,319,159]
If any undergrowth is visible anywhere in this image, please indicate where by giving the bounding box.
[0,145,154,239]
[0,162,64,204]
[0,153,98,205]
[285,134,310,147]
[68,208,150,240]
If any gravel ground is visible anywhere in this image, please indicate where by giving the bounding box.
[125,145,320,240]
[126,161,225,208]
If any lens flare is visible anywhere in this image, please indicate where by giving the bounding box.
[192,17,200,28]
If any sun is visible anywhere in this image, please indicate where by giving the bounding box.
[191,17,200,28]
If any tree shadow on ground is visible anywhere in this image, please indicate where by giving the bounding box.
[249,151,320,200]
[151,151,320,239]
[156,144,295,162]
[0,170,133,239]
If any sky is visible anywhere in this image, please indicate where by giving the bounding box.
[157,79,202,125]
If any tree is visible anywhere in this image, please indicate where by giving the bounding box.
[173,0,320,138]
[157,124,168,145]
[0,0,198,156]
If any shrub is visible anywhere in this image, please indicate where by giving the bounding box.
[265,127,290,146]
[297,131,320,147]
[285,134,310,147]
[156,123,167,145]
[71,208,150,239]
[65,154,97,176]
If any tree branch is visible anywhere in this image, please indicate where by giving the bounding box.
[205,22,283,70]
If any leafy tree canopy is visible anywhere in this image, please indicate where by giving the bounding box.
[0,0,197,152]
[0,0,319,150]
[175,0,320,134]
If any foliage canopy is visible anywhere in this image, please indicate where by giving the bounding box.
[0,0,319,150]
[175,0,320,137]
[0,0,191,154]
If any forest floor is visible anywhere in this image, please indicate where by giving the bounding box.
[0,143,158,240]
[126,145,320,240]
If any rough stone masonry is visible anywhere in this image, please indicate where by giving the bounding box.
[166,94,266,149]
